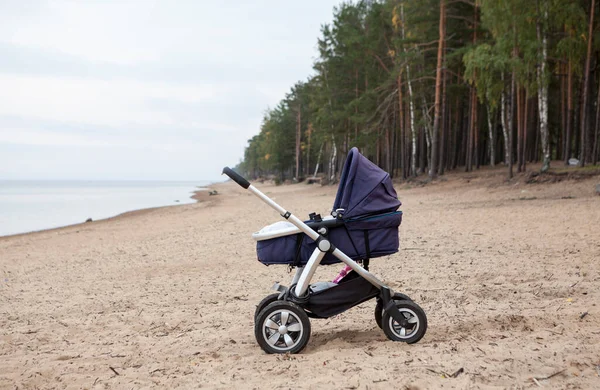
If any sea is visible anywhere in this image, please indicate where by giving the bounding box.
[0,180,210,237]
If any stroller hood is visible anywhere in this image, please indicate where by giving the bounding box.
[333,147,401,219]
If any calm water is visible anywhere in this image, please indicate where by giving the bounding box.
[0,180,209,237]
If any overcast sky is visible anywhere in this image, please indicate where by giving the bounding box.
[0,0,339,181]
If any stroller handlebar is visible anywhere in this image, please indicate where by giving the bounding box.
[222,167,250,189]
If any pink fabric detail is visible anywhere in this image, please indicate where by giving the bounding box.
[332,265,353,284]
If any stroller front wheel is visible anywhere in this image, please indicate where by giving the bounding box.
[254,293,281,322]
[381,300,427,344]
[254,301,311,354]
[374,293,413,329]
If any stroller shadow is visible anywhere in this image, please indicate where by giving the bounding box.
[307,327,387,353]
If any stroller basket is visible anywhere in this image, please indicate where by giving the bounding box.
[256,211,402,266]
[304,271,380,318]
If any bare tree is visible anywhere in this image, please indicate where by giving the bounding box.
[295,104,301,180]
[401,2,418,176]
[537,0,550,172]
[430,0,446,178]
[579,0,595,167]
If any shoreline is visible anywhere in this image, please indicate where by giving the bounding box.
[2,165,597,240]
[0,184,222,240]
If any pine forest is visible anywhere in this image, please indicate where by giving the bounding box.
[236,0,600,182]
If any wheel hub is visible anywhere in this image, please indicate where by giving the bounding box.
[390,308,419,339]
[262,309,304,351]
[255,301,311,354]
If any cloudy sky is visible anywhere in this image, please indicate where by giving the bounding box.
[0,0,339,181]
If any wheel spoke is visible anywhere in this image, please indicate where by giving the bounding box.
[399,327,406,337]
[407,316,418,324]
[287,323,301,332]
[283,334,294,347]
[265,319,279,330]
[267,331,280,346]
[280,311,289,326]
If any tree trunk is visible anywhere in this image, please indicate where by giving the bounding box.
[559,62,566,161]
[321,63,338,180]
[355,68,359,142]
[575,77,583,156]
[494,124,499,164]
[565,58,573,164]
[295,105,301,180]
[408,79,417,176]
[522,89,529,172]
[429,0,445,178]
[376,132,380,166]
[593,76,600,164]
[579,0,595,167]
[400,3,418,177]
[452,92,460,169]
[466,89,474,172]
[305,124,311,177]
[589,53,597,163]
[313,143,324,178]
[508,22,520,179]
[329,135,337,182]
[385,125,392,173]
[517,87,523,173]
[487,104,495,167]
[472,2,479,170]
[533,96,539,162]
[509,71,515,179]
[462,92,471,168]
[537,0,550,172]
[398,73,406,179]
[474,96,479,169]
[421,97,433,171]
[419,126,426,175]
[473,90,478,171]
[393,108,399,177]
[405,97,411,178]
[501,74,510,165]
[439,59,448,174]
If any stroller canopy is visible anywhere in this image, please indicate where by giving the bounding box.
[332,148,401,219]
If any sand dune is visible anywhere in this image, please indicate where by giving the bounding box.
[1,172,599,389]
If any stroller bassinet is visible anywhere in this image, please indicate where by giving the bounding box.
[254,147,402,266]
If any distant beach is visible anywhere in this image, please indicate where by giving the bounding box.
[0,180,210,237]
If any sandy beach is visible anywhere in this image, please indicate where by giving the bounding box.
[1,168,599,389]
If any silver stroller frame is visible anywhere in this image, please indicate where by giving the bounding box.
[222,167,427,354]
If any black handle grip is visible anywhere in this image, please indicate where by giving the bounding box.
[222,167,250,189]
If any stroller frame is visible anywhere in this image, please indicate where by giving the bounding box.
[223,165,427,354]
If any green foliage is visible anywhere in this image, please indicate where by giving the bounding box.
[464,43,508,110]
[237,0,600,179]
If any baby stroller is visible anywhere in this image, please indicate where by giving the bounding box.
[222,147,427,354]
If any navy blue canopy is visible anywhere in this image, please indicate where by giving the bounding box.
[332,148,401,219]
[256,148,402,266]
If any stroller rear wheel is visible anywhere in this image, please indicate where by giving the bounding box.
[254,293,280,322]
[374,293,412,329]
[255,301,311,354]
[381,300,427,344]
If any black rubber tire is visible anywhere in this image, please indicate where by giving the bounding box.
[254,293,280,322]
[375,293,413,329]
[381,300,427,344]
[255,301,311,354]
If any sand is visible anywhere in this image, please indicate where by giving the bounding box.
[1,168,599,389]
